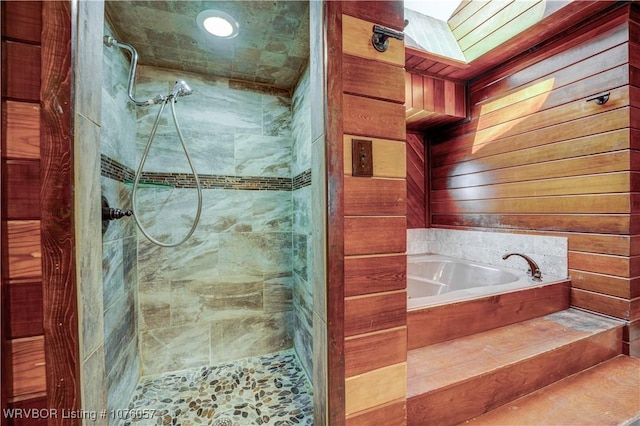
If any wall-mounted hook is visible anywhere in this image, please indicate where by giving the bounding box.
[586,92,610,105]
[371,25,404,53]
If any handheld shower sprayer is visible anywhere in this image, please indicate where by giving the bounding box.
[171,80,193,99]
[103,35,202,247]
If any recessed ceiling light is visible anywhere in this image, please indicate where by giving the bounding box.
[196,10,239,39]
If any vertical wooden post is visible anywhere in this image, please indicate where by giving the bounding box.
[40,1,81,422]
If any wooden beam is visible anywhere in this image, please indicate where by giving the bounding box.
[40,1,80,422]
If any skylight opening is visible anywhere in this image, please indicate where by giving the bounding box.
[404,0,463,21]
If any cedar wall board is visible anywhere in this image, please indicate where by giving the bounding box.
[1,0,47,414]
[40,0,80,416]
[414,5,639,355]
[333,2,408,424]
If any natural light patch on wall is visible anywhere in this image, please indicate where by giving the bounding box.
[472,77,554,154]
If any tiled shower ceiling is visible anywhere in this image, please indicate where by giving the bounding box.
[105,1,310,90]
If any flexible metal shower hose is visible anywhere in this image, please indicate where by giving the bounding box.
[131,98,203,247]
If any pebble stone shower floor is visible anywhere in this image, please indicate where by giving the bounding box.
[122,349,313,426]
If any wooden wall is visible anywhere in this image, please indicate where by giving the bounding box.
[2,1,48,420]
[423,4,639,355]
[2,1,80,423]
[405,73,466,130]
[326,2,408,424]
[407,133,427,229]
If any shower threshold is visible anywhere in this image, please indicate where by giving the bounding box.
[122,349,313,425]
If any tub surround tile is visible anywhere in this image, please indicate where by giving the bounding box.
[407,228,568,278]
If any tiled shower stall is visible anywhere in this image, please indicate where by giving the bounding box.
[99,17,314,415]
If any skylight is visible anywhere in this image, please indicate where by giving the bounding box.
[404,0,463,22]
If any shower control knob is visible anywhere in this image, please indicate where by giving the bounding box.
[102,207,133,221]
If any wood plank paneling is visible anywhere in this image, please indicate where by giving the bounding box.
[345,327,406,377]
[8,396,48,426]
[1,1,42,42]
[572,288,633,320]
[408,282,570,349]
[11,336,46,396]
[344,177,406,216]
[342,14,404,67]
[569,252,639,278]
[343,135,406,178]
[1,41,41,101]
[2,0,49,418]
[4,160,41,219]
[344,291,406,337]
[405,72,466,130]
[343,54,404,103]
[431,107,630,162]
[431,214,631,235]
[343,94,406,141]
[2,101,41,159]
[406,133,426,229]
[571,271,636,299]
[344,255,406,297]
[336,3,407,422]
[7,281,44,338]
[6,220,42,279]
[345,363,407,416]
[325,1,346,423]
[341,1,404,31]
[346,400,406,426]
[344,216,406,256]
[432,151,632,191]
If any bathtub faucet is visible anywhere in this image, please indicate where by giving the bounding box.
[502,253,542,282]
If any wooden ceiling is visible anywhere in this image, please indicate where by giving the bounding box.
[406,1,617,81]
[404,0,620,130]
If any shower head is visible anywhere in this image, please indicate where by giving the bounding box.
[172,80,193,98]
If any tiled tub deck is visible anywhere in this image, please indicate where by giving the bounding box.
[122,350,313,425]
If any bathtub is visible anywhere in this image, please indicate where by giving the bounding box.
[407,254,564,310]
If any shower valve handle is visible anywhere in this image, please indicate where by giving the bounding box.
[102,207,133,221]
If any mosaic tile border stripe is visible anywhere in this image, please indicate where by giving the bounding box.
[101,154,311,191]
[293,169,311,191]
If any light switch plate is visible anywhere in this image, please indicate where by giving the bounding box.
[351,139,373,177]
